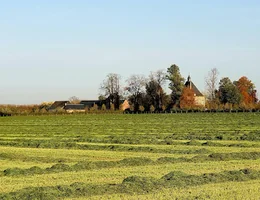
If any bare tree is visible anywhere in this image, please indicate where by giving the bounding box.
[100,73,121,109]
[146,70,167,111]
[125,74,147,112]
[69,96,80,104]
[205,68,219,101]
[149,69,166,86]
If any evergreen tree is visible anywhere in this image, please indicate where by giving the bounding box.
[166,64,185,107]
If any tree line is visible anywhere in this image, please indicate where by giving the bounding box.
[0,64,259,115]
[99,65,259,113]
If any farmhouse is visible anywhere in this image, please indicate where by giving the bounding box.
[120,100,130,110]
[64,104,85,113]
[49,101,85,113]
[80,99,130,110]
[80,100,107,108]
[49,99,130,112]
[48,101,69,110]
[185,75,206,107]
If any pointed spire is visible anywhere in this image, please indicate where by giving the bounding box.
[187,75,191,89]
[188,74,191,82]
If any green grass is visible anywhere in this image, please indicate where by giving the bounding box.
[1,168,260,199]
[0,113,260,199]
[74,180,260,200]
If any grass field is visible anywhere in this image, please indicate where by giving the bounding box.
[0,113,260,199]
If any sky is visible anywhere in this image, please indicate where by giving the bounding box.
[0,0,259,104]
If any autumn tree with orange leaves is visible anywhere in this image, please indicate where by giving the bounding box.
[180,87,195,110]
[235,76,258,107]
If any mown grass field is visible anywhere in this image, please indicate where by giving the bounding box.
[0,113,260,199]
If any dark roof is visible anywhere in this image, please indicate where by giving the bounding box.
[80,100,105,107]
[64,104,85,110]
[80,100,101,103]
[185,76,204,97]
[80,99,127,108]
[49,101,69,110]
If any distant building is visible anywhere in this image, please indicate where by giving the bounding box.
[48,101,69,110]
[49,99,130,113]
[185,76,206,107]
[80,100,106,109]
[64,104,85,113]
[120,100,130,111]
[80,99,130,111]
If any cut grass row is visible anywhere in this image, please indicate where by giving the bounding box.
[2,130,260,143]
[1,113,260,199]
[0,140,213,155]
[1,159,260,194]
[74,179,260,200]
[0,146,197,167]
[2,152,260,177]
[1,114,260,142]
[1,168,260,200]
[3,136,260,148]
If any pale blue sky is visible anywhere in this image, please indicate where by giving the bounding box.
[0,1,259,104]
